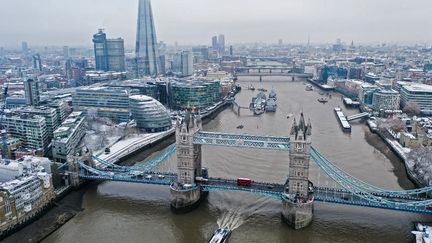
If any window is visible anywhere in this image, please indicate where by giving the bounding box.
[295,143,304,152]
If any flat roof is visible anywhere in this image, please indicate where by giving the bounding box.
[401,83,432,93]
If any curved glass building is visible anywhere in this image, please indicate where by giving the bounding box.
[169,79,221,109]
[129,95,171,132]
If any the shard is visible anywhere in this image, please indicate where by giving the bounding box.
[135,0,160,77]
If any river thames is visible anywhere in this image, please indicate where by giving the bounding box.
[44,78,431,243]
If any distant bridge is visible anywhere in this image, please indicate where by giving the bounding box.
[346,112,370,121]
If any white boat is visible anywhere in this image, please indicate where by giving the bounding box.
[208,228,231,243]
[305,84,313,91]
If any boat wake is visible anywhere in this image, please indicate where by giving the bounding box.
[217,210,245,230]
[215,197,269,230]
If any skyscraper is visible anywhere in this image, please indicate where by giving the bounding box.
[24,79,40,106]
[135,0,160,77]
[218,34,225,53]
[107,38,125,72]
[211,36,218,50]
[92,29,109,71]
[63,46,70,59]
[172,51,193,77]
[93,30,125,72]
[21,41,29,54]
[32,54,42,71]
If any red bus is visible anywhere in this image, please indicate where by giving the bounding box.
[426,205,432,210]
[237,178,252,187]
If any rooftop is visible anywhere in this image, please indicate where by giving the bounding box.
[401,83,432,93]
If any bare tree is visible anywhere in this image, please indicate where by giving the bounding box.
[403,101,421,117]
[388,117,405,133]
[87,108,98,120]
[408,147,432,186]
[377,118,404,138]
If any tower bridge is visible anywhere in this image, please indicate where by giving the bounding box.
[64,111,432,230]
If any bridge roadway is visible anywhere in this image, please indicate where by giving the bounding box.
[77,165,432,215]
[235,72,313,78]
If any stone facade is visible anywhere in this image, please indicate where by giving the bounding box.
[170,110,203,211]
[0,174,55,234]
[282,113,314,229]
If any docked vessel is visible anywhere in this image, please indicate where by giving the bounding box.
[266,90,277,112]
[208,228,231,243]
[257,88,267,92]
[265,98,277,112]
[305,84,313,91]
[247,84,255,91]
[334,107,351,133]
[268,89,277,100]
[252,92,266,115]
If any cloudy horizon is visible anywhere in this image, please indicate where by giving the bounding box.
[0,0,431,47]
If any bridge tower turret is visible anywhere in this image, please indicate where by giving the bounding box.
[282,113,314,229]
[170,109,203,212]
[66,146,95,188]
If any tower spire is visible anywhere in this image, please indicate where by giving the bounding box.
[136,0,161,77]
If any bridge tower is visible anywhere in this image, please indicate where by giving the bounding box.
[170,109,203,212]
[66,146,95,188]
[282,113,314,229]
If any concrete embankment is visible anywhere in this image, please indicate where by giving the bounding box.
[376,130,425,188]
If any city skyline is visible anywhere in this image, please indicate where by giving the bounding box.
[1,0,432,47]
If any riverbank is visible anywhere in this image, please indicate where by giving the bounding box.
[375,129,426,188]
[2,100,233,241]
[1,185,89,243]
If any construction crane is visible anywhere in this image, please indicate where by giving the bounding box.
[0,84,9,160]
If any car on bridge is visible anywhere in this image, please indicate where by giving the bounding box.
[237,178,252,187]
[130,171,143,178]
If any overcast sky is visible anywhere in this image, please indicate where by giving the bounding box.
[0,0,431,47]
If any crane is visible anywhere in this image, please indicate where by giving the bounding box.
[1,84,9,161]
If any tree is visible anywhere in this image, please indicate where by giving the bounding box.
[408,147,432,186]
[377,117,404,137]
[87,108,98,120]
[388,117,405,133]
[403,101,421,117]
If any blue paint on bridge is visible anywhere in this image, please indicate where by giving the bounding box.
[69,130,432,215]
[193,131,290,150]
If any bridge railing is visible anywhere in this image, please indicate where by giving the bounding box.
[310,146,432,196]
[310,149,432,207]
[92,144,176,172]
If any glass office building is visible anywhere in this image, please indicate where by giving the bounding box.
[108,80,159,100]
[399,82,432,113]
[107,38,125,72]
[73,87,138,122]
[129,95,172,132]
[135,0,161,76]
[93,29,109,71]
[169,79,221,109]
